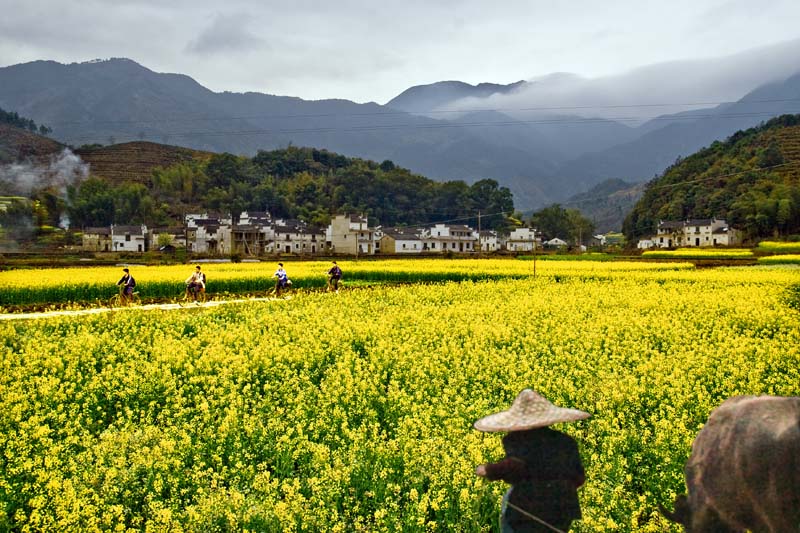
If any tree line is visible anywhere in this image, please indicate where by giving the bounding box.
[0,107,52,136]
[67,146,516,231]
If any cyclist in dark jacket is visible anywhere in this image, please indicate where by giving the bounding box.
[116,267,136,305]
[327,261,342,292]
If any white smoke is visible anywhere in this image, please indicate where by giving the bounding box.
[0,148,89,197]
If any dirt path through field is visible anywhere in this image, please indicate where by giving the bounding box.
[0,296,291,321]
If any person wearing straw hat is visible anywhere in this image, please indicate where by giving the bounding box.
[474,389,590,533]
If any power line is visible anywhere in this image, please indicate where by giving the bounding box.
[560,160,800,208]
[648,160,798,190]
[60,108,800,143]
[46,97,800,126]
[388,210,512,231]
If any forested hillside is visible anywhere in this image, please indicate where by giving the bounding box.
[0,108,60,164]
[623,114,800,241]
[68,145,515,231]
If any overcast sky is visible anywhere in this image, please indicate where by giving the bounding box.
[1,0,800,104]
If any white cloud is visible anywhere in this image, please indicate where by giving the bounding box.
[186,13,266,56]
[0,0,799,103]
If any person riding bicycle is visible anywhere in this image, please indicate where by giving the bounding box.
[327,261,342,292]
[116,267,136,305]
[185,265,206,302]
[273,262,291,296]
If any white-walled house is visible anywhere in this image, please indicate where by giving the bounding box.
[506,228,540,252]
[273,222,326,255]
[544,237,568,248]
[424,224,477,253]
[648,218,739,248]
[476,230,500,252]
[111,225,148,252]
[379,227,425,254]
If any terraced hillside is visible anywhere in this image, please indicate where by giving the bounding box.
[74,141,214,186]
[624,114,800,240]
[773,126,800,182]
[0,123,63,164]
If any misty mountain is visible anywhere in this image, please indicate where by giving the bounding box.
[429,39,800,124]
[2,41,800,212]
[386,80,528,115]
[0,58,568,209]
[557,71,800,188]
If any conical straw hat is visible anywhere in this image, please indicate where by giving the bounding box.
[474,389,590,432]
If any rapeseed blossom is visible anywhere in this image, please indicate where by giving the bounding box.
[0,261,798,531]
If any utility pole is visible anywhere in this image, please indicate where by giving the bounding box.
[532,228,537,279]
[477,210,481,252]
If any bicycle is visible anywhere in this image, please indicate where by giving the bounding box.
[181,283,207,305]
[268,279,293,298]
[327,276,342,293]
[109,288,141,308]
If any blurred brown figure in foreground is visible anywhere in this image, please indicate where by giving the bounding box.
[474,389,590,533]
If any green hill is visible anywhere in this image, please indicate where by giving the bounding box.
[623,114,800,242]
[67,145,515,232]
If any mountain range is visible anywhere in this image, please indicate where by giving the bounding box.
[1,39,799,216]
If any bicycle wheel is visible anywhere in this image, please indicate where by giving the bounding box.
[131,293,141,305]
[108,294,120,308]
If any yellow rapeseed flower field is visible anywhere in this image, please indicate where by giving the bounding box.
[0,258,693,308]
[641,248,753,259]
[1,260,798,532]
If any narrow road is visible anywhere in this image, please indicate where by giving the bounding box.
[0,296,291,321]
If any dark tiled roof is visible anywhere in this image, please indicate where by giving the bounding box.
[658,221,685,229]
[233,225,266,232]
[445,224,473,231]
[113,225,144,235]
[84,227,111,235]
[383,229,422,240]
[685,219,715,226]
[190,218,221,227]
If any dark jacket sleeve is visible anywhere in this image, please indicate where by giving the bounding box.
[484,446,585,487]
[482,457,530,483]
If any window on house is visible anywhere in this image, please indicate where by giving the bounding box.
[125,235,131,241]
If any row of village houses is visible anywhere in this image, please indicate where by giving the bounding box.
[81,212,742,256]
[81,213,566,255]
[636,218,740,249]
